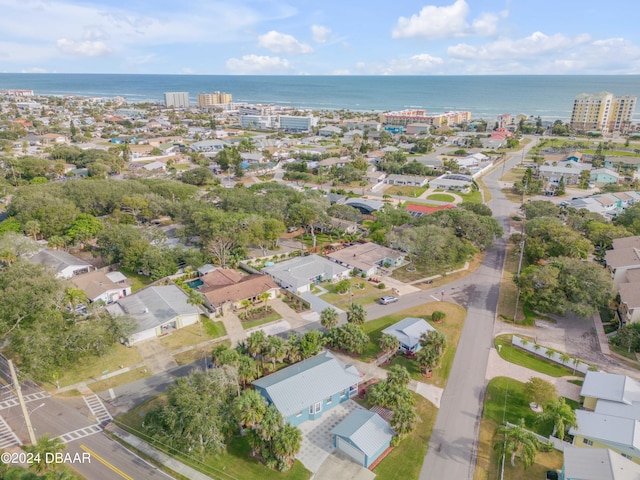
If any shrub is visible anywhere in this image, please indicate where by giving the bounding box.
[431,311,446,323]
[378,283,386,289]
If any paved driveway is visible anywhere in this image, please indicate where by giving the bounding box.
[296,400,363,473]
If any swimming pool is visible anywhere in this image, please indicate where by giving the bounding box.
[186,279,204,289]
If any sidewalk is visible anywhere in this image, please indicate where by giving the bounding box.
[331,351,444,408]
[106,424,212,480]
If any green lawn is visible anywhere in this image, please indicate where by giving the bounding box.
[119,268,153,292]
[360,302,466,388]
[373,393,436,480]
[457,189,483,203]
[51,342,144,388]
[116,397,311,480]
[242,311,282,330]
[389,185,429,198]
[426,193,455,202]
[159,316,227,352]
[320,278,394,307]
[494,335,579,378]
[474,377,564,480]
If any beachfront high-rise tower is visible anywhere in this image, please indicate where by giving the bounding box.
[164,92,190,108]
[570,92,636,133]
[197,91,232,107]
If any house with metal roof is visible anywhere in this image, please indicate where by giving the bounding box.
[106,285,200,344]
[252,351,361,426]
[580,371,640,411]
[262,254,350,294]
[561,446,640,480]
[429,174,473,193]
[332,409,395,468]
[344,198,385,214]
[381,317,437,354]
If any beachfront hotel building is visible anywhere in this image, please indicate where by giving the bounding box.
[380,109,472,127]
[570,92,636,133]
[164,92,190,108]
[197,91,233,107]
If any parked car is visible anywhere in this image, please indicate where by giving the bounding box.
[379,295,398,305]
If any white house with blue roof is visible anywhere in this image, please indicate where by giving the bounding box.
[381,317,437,353]
[332,409,394,468]
[252,351,361,426]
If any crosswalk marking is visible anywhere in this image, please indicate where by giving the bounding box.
[0,415,22,449]
[0,391,51,411]
[83,394,112,425]
[58,424,102,444]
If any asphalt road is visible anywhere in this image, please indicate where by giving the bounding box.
[419,139,536,480]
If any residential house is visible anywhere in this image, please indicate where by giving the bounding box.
[327,242,405,277]
[344,198,385,214]
[381,317,437,353]
[605,236,640,286]
[191,139,227,152]
[429,174,473,193]
[106,285,200,344]
[318,126,342,137]
[262,254,350,294]
[330,218,359,235]
[560,445,640,480]
[405,203,455,218]
[70,270,131,304]
[456,152,488,169]
[604,156,640,177]
[619,280,640,324]
[414,156,444,171]
[318,157,353,169]
[591,168,620,184]
[570,371,640,464]
[252,351,361,426]
[384,174,429,187]
[27,249,93,279]
[332,409,395,468]
[404,123,431,135]
[201,274,279,314]
[538,163,590,185]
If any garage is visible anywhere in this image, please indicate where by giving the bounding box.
[336,437,365,465]
[332,409,395,468]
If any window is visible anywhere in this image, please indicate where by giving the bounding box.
[309,402,322,415]
[582,438,593,446]
[326,396,332,405]
[622,453,632,460]
[296,411,302,417]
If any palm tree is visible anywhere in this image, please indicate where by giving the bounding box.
[535,398,577,440]
[390,402,416,436]
[247,330,267,360]
[379,333,400,359]
[258,291,271,305]
[23,434,66,473]
[232,389,266,429]
[320,307,339,330]
[272,424,302,470]
[64,288,87,312]
[24,220,40,241]
[237,355,259,385]
[285,333,302,363]
[266,335,287,369]
[0,248,17,265]
[494,418,541,468]
[346,302,366,325]
[259,405,283,443]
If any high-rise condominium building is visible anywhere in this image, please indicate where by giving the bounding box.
[164,92,190,108]
[198,91,233,107]
[570,92,636,133]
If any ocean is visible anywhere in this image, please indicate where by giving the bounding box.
[1,73,640,122]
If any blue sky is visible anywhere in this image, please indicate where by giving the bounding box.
[1,0,639,75]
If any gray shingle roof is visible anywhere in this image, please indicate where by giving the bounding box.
[252,351,361,418]
[28,249,91,274]
[381,317,436,349]
[106,285,198,333]
[332,409,394,458]
[262,254,349,291]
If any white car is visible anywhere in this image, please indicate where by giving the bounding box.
[379,295,398,305]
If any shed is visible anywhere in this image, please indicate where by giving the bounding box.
[381,317,437,353]
[332,409,394,468]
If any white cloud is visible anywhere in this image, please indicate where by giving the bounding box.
[258,30,313,54]
[311,24,331,44]
[56,38,112,56]
[392,0,507,39]
[225,54,292,74]
[357,53,444,74]
[21,67,47,73]
[447,32,591,60]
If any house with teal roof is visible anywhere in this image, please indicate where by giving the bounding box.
[252,351,361,426]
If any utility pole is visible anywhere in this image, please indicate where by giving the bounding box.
[8,359,37,445]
